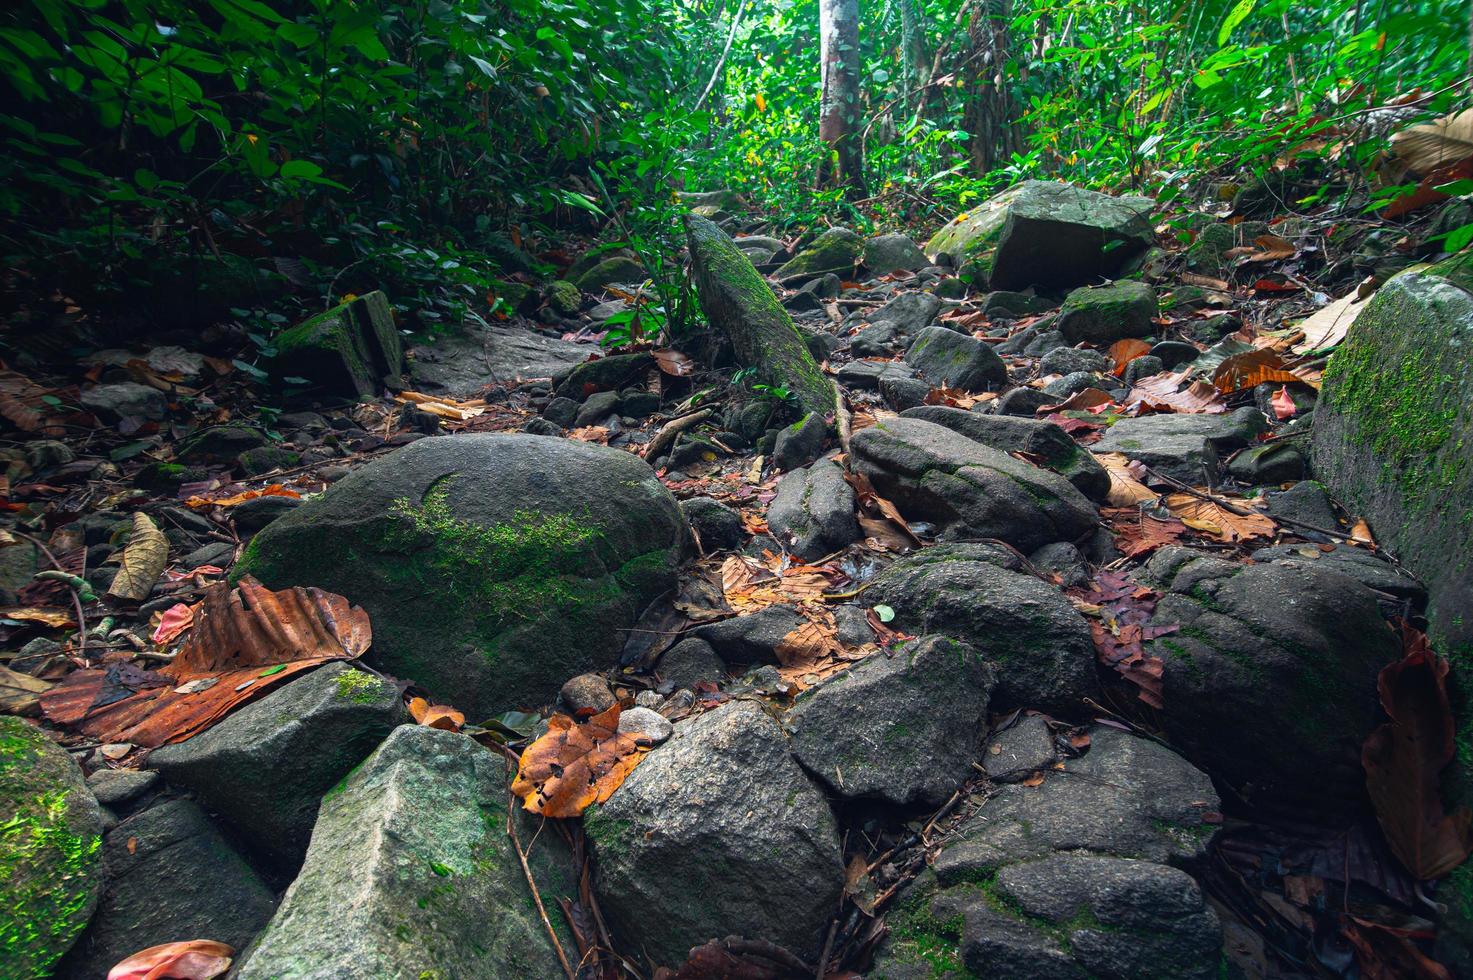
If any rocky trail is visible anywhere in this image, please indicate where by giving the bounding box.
[3,178,1473,980]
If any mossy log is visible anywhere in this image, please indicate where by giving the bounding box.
[684,214,835,417]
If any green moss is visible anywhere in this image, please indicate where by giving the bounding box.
[584,807,634,864]
[882,889,977,979]
[335,668,387,704]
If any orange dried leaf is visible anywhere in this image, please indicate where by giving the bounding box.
[184,485,301,510]
[107,940,234,980]
[511,705,650,818]
[1212,349,1302,394]
[409,697,464,731]
[1164,494,1276,543]
[1106,339,1153,376]
[1095,452,1158,506]
[652,349,695,377]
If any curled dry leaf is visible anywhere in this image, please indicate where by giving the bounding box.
[1164,493,1276,543]
[408,696,465,732]
[107,939,234,980]
[151,602,198,645]
[0,606,76,628]
[1211,349,1305,395]
[107,513,169,602]
[1391,106,1473,176]
[1128,371,1227,414]
[1095,452,1158,507]
[1106,338,1152,376]
[511,704,650,818]
[184,484,301,510]
[652,348,696,376]
[394,390,487,420]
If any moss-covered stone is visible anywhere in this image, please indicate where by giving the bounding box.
[574,256,645,291]
[1056,280,1157,344]
[685,214,835,417]
[773,227,864,280]
[274,289,404,398]
[237,445,300,476]
[545,279,582,316]
[0,717,103,978]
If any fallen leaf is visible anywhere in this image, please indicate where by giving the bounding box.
[1363,625,1473,880]
[652,349,696,376]
[408,696,465,732]
[1269,385,1298,420]
[1349,518,1376,548]
[184,484,301,510]
[1128,371,1228,414]
[1095,452,1159,506]
[107,513,169,602]
[1039,388,1117,414]
[394,390,486,420]
[1106,339,1153,376]
[1241,233,1297,262]
[511,705,650,818]
[151,603,198,645]
[107,939,234,980]
[0,665,54,716]
[1164,494,1276,543]
[1212,349,1304,394]
[1391,106,1473,175]
[0,606,76,628]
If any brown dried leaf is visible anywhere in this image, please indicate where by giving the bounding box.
[1211,349,1304,394]
[1106,339,1153,376]
[1391,106,1473,176]
[0,606,76,628]
[652,348,696,377]
[107,939,234,980]
[107,513,169,602]
[1164,494,1276,543]
[0,664,54,716]
[1095,452,1159,506]
[511,705,650,818]
[408,696,465,732]
[1128,371,1228,414]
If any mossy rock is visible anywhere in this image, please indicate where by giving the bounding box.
[274,290,404,398]
[545,280,582,316]
[574,256,645,292]
[235,434,685,719]
[237,445,300,477]
[1056,280,1157,345]
[0,717,104,978]
[553,352,653,400]
[774,227,864,281]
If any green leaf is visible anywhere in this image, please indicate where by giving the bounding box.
[1434,179,1473,197]
[873,604,895,623]
[279,159,323,179]
[1217,0,1257,46]
[258,664,288,677]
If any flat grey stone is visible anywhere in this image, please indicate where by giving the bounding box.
[767,459,860,561]
[982,713,1057,782]
[1091,407,1267,483]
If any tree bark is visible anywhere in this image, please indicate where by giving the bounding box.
[962,0,1015,174]
[818,0,867,197]
[897,0,928,113]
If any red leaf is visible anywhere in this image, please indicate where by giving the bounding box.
[108,940,233,980]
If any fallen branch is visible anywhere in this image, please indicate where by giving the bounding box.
[643,408,714,463]
[506,789,576,980]
[833,380,853,460]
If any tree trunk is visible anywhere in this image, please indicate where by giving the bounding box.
[897,0,928,112]
[818,0,867,197]
[962,0,1014,174]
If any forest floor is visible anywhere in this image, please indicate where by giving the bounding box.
[2,176,1467,979]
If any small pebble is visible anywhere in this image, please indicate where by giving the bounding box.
[617,706,673,744]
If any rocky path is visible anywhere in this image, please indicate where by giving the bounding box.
[4,181,1472,979]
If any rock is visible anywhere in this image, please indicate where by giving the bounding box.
[1121,353,1164,385]
[1187,221,1268,276]
[545,279,582,315]
[850,418,1098,553]
[177,423,270,463]
[237,445,299,476]
[587,701,844,965]
[880,374,932,411]
[58,800,276,980]
[1029,541,1090,588]
[235,434,684,720]
[692,605,807,667]
[1044,371,1112,400]
[575,255,645,291]
[573,389,620,427]
[1091,406,1268,483]
[681,497,746,552]
[865,544,1099,711]
[931,275,967,298]
[772,411,828,471]
[877,726,1222,980]
[1311,254,1473,663]
[898,407,1109,501]
[835,359,917,391]
[134,462,209,492]
[677,189,743,210]
[237,725,576,979]
[274,290,403,398]
[1140,548,1399,801]
[232,494,302,534]
[850,320,902,356]
[79,382,168,422]
[0,717,104,978]
[686,215,834,416]
[864,233,930,276]
[1227,441,1305,483]
[904,325,1007,392]
[734,234,783,252]
[924,181,1155,291]
[410,323,592,398]
[617,706,673,744]
[1264,480,1338,531]
[1248,542,1425,601]
[554,352,653,400]
[522,417,563,437]
[995,387,1053,417]
[786,636,995,805]
[856,291,943,336]
[1056,281,1157,345]
[543,396,580,427]
[983,290,1055,317]
[775,227,864,280]
[558,673,616,716]
[1040,346,1112,376]
[767,459,860,561]
[149,663,404,866]
[657,638,727,689]
[981,713,1057,782]
[1151,340,1199,368]
[85,769,159,809]
[620,390,661,418]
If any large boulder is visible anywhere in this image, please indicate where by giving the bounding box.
[1091,407,1267,483]
[58,800,276,980]
[237,725,576,979]
[686,215,834,416]
[273,290,404,398]
[1312,253,1473,661]
[410,324,592,397]
[864,544,1099,711]
[874,727,1222,980]
[924,181,1155,292]
[767,459,860,561]
[904,325,1008,392]
[786,636,995,806]
[775,227,865,281]
[1140,548,1399,802]
[900,406,1109,501]
[863,233,930,276]
[1056,281,1158,345]
[850,418,1097,553]
[235,434,685,720]
[149,663,406,867]
[0,717,104,979]
[587,701,844,965]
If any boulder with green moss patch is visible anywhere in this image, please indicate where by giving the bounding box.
[924,181,1154,292]
[274,290,403,398]
[237,724,575,979]
[0,717,104,978]
[686,214,834,417]
[774,227,865,281]
[1056,280,1157,345]
[235,434,684,720]
[149,662,405,867]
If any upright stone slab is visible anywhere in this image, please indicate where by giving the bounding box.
[274,290,403,398]
[237,726,576,979]
[685,214,835,417]
[924,181,1155,291]
[235,434,685,719]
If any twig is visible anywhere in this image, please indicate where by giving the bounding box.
[506,791,576,980]
[643,408,714,463]
[833,381,853,461]
[815,919,838,979]
[14,532,88,661]
[693,0,751,112]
